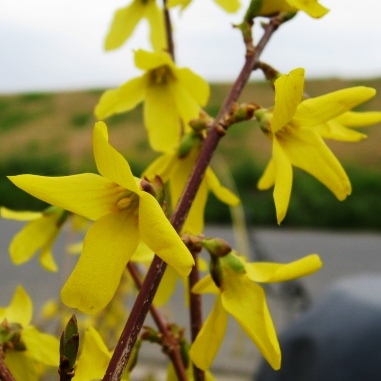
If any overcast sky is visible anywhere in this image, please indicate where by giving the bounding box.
[1,0,380,93]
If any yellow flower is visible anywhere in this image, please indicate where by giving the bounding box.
[0,286,59,381]
[257,0,328,18]
[167,0,240,13]
[8,121,194,314]
[95,49,210,153]
[105,0,166,52]
[74,327,129,381]
[256,68,377,224]
[314,110,381,142]
[189,251,322,371]
[1,206,70,272]
[144,142,239,234]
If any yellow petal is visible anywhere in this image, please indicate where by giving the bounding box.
[315,120,368,142]
[61,211,139,314]
[206,168,240,206]
[257,159,275,190]
[5,351,38,381]
[131,240,154,263]
[169,79,201,132]
[166,0,191,10]
[9,213,58,268]
[143,152,175,182]
[93,122,139,193]
[336,111,381,127]
[272,138,293,224]
[278,127,351,201]
[74,327,111,381]
[259,0,296,15]
[144,1,167,51]
[104,1,144,51]
[287,0,328,17]
[221,273,281,370]
[294,87,376,127]
[144,83,181,152]
[0,207,41,221]
[246,254,322,283]
[175,67,210,107]
[94,76,147,120]
[22,326,59,366]
[189,296,228,370]
[191,274,219,295]
[214,0,241,13]
[8,173,122,221]
[272,68,305,133]
[0,285,32,327]
[39,248,58,272]
[134,49,174,71]
[154,265,179,306]
[138,191,194,276]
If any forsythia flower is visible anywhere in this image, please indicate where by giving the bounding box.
[0,286,59,381]
[257,0,328,18]
[1,206,69,272]
[8,121,194,314]
[74,327,129,381]
[167,0,240,13]
[255,68,377,224]
[144,142,240,234]
[95,49,210,153]
[104,0,166,52]
[189,251,322,370]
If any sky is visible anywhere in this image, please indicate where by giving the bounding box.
[1,0,381,93]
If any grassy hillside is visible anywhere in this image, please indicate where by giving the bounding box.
[1,78,381,229]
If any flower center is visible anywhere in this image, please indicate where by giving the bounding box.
[149,65,173,85]
[116,191,138,211]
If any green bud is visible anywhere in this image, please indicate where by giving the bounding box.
[180,339,190,368]
[60,315,79,372]
[202,237,232,257]
[0,321,26,352]
[177,132,199,158]
[189,110,214,132]
[209,254,223,288]
[254,108,272,133]
[221,251,246,274]
[141,326,161,344]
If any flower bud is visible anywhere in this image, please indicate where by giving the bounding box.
[202,237,232,257]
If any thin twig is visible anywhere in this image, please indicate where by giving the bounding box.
[0,350,17,381]
[127,263,187,381]
[187,249,204,381]
[103,15,283,381]
[163,0,175,60]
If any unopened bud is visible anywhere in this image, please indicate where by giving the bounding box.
[254,108,272,133]
[140,178,156,197]
[189,110,214,132]
[202,237,232,257]
[221,251,246,274]
[178,132,199,158]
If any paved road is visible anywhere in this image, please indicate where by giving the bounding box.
[1,221,381,380]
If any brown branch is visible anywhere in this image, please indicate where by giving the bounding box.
[103,15,284,381]
[163,0,175,60]
[187,249,204,381]
[0,351,17,381]
[127,263,187,381]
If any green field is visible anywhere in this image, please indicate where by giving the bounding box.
[1,78,381,229]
